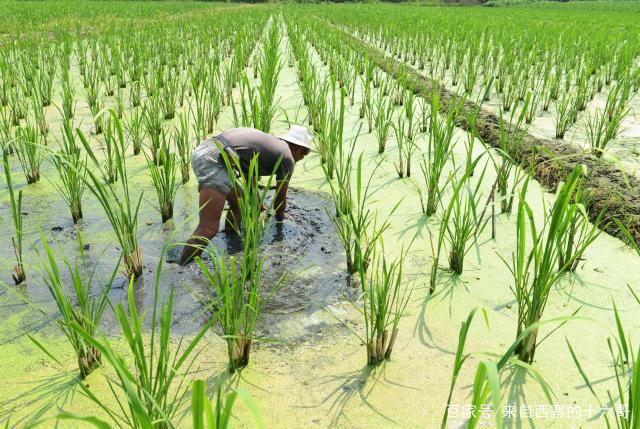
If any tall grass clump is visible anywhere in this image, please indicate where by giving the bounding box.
[78,109,143,279]
[197,154,279,372]
[504,165,591,363]
[323,135,394,275]
[52,119,86,223]
[3,151,26,285]
[419,93,456,216]
[431,162,488,292]
[15,123,44,184]
[34,231,117,378]
[493,102,528,215]
[63,249,212,428]
[146,140,180,223]
[359,248,411,365]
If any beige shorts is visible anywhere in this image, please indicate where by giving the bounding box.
[191,138,233,195]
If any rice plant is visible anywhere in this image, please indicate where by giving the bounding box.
[586,106,629,158]
[15,123,44,184]
[418,92,456,217]
[33,230,117,378]
[146,146,179,223]
[555,180,603,272]
[63,253,212,428]
[324,137,394,275]
[373,89,393,154]
[433,161,488,279]
[503,165,590,363]
[553,91,577,139]
[492,99,528,215]
[359,248,412,366]
[78,109,143,279]
[197,154,280,372]
[52,118,86,223]
[174,112,192,184]
[125,106,145,156]
[3,150,26,285]
[393,116,417,178]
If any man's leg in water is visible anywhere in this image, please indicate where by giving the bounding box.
[179,186,227,265]
[224,188,241,234]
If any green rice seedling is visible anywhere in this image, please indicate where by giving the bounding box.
[33,230,117,378]
[374,89,393,154]
[30,92,49,138]
[197,247,261,373]
[436,161,488,276]
[114,87,125,119]
[325,143,394,275]
[393,116,416,178]
[0,108,13,154]
[62,253,212,429]
[3,150,26,285]
[359,248,412,366]
[404,87,417,139]
[418,96,430,134]
[33,65,54,107]
[585,108,608,158]
[504,166,589,364]
[555,181,603,272]
[253,22,283,133]
[129,80,141,108]
[191,85,208,143]
[52,118,86,223]
[144,97,165,165]
[553,91,577,139]
[191,379,264,429]
[125,106,145,156]
[492,99,528,215]
[15,123,44,184]
[197,154,279,372]
[8,85,26,127]
[160,70,179,120]
[419,93,456,217]
[174,112,192,184]
[205,70,221,134]
[96,113,122,184]
[78,109,143,279]
[323,86,345,181]
[60,72,76,120]
[146,146,179,223]
[441,308,483,429]
[567,288,640,429]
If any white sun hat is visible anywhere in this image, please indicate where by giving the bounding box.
[280,125,314,151]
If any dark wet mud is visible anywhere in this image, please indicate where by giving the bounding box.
[1,188,349,341]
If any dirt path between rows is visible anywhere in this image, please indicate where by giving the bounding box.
[331,22,640,246]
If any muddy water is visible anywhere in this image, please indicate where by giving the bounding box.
[3,20,640,429]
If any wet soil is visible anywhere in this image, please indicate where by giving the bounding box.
[333,23,640,245]
[1,188,349,340]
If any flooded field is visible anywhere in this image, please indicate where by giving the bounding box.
[1,2,640,428]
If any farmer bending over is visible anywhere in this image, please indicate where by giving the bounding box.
[179,125,313,266]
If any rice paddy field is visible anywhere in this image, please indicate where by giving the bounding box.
[1,1,640,428]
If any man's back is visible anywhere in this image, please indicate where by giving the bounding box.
[219,128,294,180]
